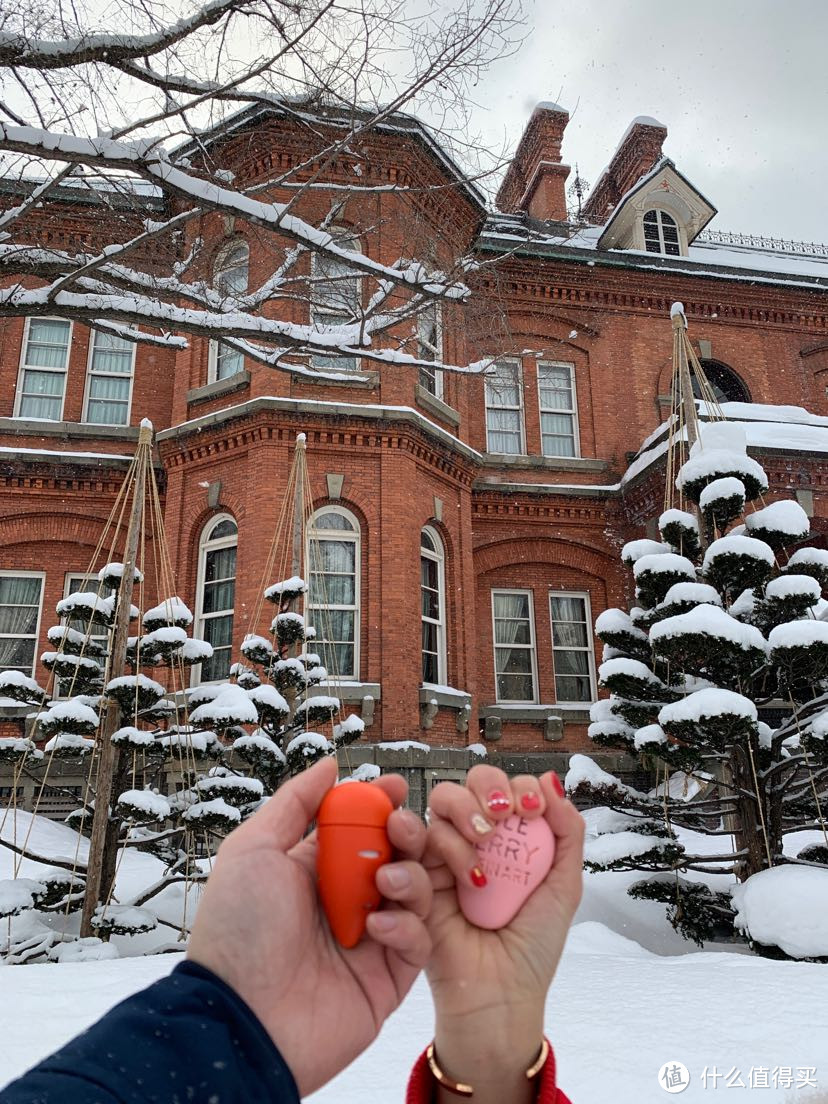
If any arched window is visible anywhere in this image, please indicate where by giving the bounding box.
[306,507,360,678]
[209,241,249,382]
[693,359,751,405]
[643,209,681,256]
[311,229,362,373]
[420,526,446,685]
[195,515,237,682]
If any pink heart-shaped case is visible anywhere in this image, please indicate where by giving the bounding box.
[457,814,555,930]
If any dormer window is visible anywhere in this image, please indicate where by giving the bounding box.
[643,209,681,256]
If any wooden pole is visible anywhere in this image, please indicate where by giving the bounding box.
[80,420,153,937]
[285,434,306,724]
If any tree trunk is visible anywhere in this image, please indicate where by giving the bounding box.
[729,740,779,881]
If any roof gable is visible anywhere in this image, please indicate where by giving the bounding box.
[596,158,717,252]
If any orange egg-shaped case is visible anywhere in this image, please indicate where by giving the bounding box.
[316,782,394,949]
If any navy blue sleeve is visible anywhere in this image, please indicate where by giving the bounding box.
[0,959,300,1104]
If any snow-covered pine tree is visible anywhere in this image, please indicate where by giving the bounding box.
[576,398,828,959]
[230,573,365,778]
[0,566,221,958]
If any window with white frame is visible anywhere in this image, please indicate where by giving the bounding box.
[55,574,111,696]
[16,319,72,420]
[209,241,249,382]
[549,592,596,703]
[194,516,237,682]
[310,230,362,373]
[485,361,524,454]
[492,589,536,702]
[306,507,360,679]
[643,209,681,256]
[84,330,135,425]
[538,362,579,457]
[0,572,44,676]
[417,303,443,399]
[421,526,446,684]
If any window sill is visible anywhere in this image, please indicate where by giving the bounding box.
[291,370,379,389]
[0,418,140,440]
[415,385,460,428]
[187,370,251,407]
[480,703,590,722]
[480,454,609,473]
[419,684,471,709]
[308,681,381,703]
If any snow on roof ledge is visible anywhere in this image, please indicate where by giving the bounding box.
[533,101,569,115]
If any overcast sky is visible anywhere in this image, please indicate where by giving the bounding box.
[472,0,827,243]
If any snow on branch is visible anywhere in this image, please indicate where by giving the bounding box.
[0,0,242,70]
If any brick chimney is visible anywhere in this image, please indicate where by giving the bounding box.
[496,103,571,222]
[581,116,667,224]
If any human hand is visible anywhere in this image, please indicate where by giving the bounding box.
[187,757,432,1096]
[424,766,584,1103]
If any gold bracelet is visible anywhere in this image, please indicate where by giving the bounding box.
[426,1038,549,1098]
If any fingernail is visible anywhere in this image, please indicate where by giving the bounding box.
[520,792,541,811]
[471,812,494,835]
[486,790,510,813]
[470,866,487,888]
[370,912,398,932]
[549,773,564,798]
[382,866,411,891]
[396,809,422,835]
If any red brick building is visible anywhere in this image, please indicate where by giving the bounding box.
[2,102,828,777]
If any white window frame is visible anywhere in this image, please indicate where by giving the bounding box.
[420,525,447,686]
[417,303,444,400]
[491,588,537,704]
[537,361,580,458]
[0,570,45,678]
[55,573,111,696]
[15,317,73,420]
[485,360,525,456]
[82,329,136,426]
[548,590,597,705]
[193,514,238,685]
[642,208,682,256]
[310,228,362,374]
[208,240,249,384]
[305,505,361,681]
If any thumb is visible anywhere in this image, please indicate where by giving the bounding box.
[248,755,339,851]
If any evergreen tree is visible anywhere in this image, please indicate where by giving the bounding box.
[576,420,828,956]
[0,567,360,962]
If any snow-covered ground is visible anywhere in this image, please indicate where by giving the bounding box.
[2,809,828,1101]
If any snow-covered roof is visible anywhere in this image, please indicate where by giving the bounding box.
[477,213,828,288]
[623,402,828,488]
[171,100,487,211]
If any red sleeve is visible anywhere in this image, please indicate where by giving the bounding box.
[405,1040,571,1103]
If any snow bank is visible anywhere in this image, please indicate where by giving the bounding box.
[732,865,828,958]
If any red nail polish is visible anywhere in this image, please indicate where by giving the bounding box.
[521,792,541,811]
[549,773,564,798]
[470,865,488,888]
[487,790,510,813]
